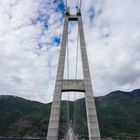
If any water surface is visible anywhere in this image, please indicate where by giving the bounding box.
[0,138,45,140]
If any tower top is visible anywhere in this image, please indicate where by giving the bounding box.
[66,7,81,16]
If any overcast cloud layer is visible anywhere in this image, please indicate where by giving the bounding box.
[0,0,140,103]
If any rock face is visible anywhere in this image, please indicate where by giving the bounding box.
[0,89,140,138]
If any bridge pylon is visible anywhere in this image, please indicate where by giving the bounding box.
[46,7,101,140]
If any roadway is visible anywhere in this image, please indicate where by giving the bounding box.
[65,128,77,140]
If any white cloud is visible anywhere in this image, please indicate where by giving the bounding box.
[0,0,140,102]
[85,0,140,95]
[0,0,63,102]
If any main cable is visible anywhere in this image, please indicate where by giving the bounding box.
[73,25,79,132]
[66,28,70,129]
[75,26,79,79]
[80,0,82,10]
[65,0,67,9]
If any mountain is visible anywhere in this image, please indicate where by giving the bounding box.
[0,95,51,137]
[96,89,140,138]
[0,89,140,139]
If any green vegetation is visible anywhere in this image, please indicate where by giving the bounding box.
[0,89,140,138]
[0,95,51,137]
[96,89,140,138]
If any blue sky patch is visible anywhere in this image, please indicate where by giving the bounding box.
[52,36,60,46]
[56,1,65,15]
[89,7,95,22]
[32,14,49,30]
[44,21,48,29]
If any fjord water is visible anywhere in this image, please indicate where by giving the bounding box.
[0,138,45,140]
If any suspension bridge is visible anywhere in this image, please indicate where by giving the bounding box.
[46,1,101,140]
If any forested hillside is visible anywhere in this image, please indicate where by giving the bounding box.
[0,89,140,139]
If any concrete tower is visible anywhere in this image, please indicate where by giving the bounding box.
[46,8,101,140]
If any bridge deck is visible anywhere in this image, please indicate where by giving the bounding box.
[65,129,77,140]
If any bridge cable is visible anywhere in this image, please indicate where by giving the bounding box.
[75,20,79,81]
[73,24,79,133]
[80,0,82,10]
[65,0,68,9]
[66,27,70,130]
[76,0,79,8]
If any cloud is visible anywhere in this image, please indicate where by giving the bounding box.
[0,0,140,102]
[85,0,140,95]
[0,0,63,102]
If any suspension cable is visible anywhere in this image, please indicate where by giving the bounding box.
[73,24,79,131]
[65,0,67,9]
[75,26,79,79]
[80,0,82,10]
[76,0,79,8]
[67,33,69,80]
[66,28,70,129]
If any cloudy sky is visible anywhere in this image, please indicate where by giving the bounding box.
[0,0,140,103]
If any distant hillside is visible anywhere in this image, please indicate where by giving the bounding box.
[0,95,51,137]
[96,89,140,138]
[0,89,140,138]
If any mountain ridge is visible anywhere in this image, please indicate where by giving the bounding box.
[0,89,140,138]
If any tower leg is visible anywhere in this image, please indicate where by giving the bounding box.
[46,16,69,140]
[78,16,101,140]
